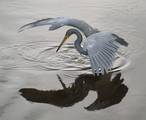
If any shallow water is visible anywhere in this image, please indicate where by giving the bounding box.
[0,0,146,120]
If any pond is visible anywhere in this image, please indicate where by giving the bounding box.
[0,0,146,120]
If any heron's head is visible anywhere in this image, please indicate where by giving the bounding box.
[56,29,77,52]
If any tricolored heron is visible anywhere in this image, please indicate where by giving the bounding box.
[19,17,128,75]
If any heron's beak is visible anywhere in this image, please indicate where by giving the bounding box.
[56,35,69,52]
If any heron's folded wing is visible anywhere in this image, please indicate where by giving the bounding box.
[18,17,95,36]
[87,32,120,75]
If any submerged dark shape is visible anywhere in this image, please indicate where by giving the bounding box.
[19,72,128,110]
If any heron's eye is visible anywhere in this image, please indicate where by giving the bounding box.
[68,32,72,35]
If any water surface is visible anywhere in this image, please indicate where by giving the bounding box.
[0,0,146,120]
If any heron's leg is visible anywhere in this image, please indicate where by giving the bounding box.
[94,73,98,78]
[57,74,67,89]
[94,73,100,81]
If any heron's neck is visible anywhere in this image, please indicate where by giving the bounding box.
[72,29,88,55]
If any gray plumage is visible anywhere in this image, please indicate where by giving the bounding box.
[19,17,98,37]
[19,17,128,75]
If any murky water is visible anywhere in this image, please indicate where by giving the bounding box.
[0,0,146,120]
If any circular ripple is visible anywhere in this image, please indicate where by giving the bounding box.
[18,41,90,70]
[0,41,130,72]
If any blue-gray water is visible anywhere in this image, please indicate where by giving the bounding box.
[0,0,146,120]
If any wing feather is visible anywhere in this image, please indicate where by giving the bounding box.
[18,17,96,36]
[100,50,112,68]
[90,56,100,74]
[96,55,105,73]
[18,18,54,32]
[98,52,110,70]
[105,42,118,51]
[112,33,128,46]
[97,52,107,70]
[86,32,122,75]
[101,48,113,62]
[105,42,119,51]
[90,56,96,71]
[103,47,115,58]
[94,55,104,74]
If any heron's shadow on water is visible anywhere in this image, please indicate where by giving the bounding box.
[19,72,128,111]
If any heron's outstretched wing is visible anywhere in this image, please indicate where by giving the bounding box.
[86,32,127,75]
[18,17,97,36]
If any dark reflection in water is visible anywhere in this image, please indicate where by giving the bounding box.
[19,72,128,111]
[85,73,128,111]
